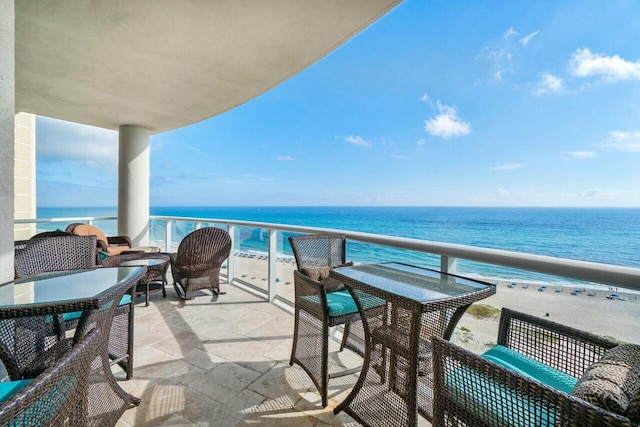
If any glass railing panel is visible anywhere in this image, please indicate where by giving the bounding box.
[232,225,270,292]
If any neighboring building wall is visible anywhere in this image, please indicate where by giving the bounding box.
[14,113,36,240]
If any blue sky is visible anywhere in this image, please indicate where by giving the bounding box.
[37,0,640,207]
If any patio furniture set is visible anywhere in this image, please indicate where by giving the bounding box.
[289,234,640,427]
[3,228,638,426]
[1,225,232,425]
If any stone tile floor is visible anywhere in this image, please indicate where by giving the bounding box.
[114,283,432,426]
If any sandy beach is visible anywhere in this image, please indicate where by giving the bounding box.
[207,251,640,354]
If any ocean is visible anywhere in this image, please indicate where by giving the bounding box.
[36,206,640,288]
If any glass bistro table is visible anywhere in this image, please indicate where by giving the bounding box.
[330,262,496,427]
[0,266,146,424]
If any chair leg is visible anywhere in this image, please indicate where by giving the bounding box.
[289,308,300,366]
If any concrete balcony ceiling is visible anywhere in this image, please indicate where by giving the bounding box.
[15,0,400,134]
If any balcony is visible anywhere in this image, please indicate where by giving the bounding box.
[15,214,640,426]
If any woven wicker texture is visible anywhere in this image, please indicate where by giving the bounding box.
[288,234,366,408]
[102,252,170,306]
[332,264,495,427]
[0,328,100,426]
[170,227,231,299]
[14,235,97,278]
[431,308,633,427]
[0,267,145,425]
[13,236,136,380]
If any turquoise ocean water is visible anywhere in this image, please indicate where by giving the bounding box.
[37,207,640,289]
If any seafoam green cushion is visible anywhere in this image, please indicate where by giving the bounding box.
[445,345,579,426]
[62,294,132,322]
[300,290,384,318]
[0,379,32,403]
[483,345,578,394]
[325,290,359,317]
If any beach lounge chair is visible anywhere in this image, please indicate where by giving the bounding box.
[432,308,640,426]
[65,222,133,256]
[170,227,232,300]
[288,233,370,407]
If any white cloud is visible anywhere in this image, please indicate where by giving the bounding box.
[569,48,640,81]
[531,72,564,95]
[567,150,597,159]
[420,94,430,102]
[344,135,371,147]
[504,27,517,38]
[492,163,525,171]
[416,138,427,146]
[519,31,539,46]
[424,102,471,139]
[602,131,640,152]
[37,116,118,167]
[277,155,293,161]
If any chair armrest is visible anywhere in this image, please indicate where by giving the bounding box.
[431,336,633,427]
[497,308,619,378]
[293,270,328,319]
[107,235,132,247]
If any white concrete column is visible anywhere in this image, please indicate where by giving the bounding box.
[118,125,150,247]
[0,0,16,283]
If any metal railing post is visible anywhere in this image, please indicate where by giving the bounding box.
[268,228,277,303]
[441,255,457,275]
[195,221,202,230]
[228,224,236,285]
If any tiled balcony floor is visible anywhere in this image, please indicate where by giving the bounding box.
[115,283,433,426]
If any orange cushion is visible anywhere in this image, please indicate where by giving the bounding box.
[107,246,130,256]
[72,224,109,245]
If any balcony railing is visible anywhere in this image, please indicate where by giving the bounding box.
[15,214,640,297]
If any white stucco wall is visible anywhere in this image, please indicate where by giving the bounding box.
[0,0,16,283]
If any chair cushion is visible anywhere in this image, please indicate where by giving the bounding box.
[300,266,331,281]
[300,289,384,318]
[483,345,578,394]
[325,290,359,317]
[98,250,109,261]
[71,224,108,246]
[571,344,640,421]
[0,379,32,403]
[62,294,132,322]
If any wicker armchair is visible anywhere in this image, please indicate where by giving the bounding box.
[0,328,100,426]
[14,235,97,278]
[288,233,366,407]
[13,235,136,380]
[65,223,133,256]
[432,308,636,427]
[170,227,232,300]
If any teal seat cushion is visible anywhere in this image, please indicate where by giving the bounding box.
[445,345,579,426]
[482,345,578,394]
[325,290,359,317]
[0,379,32,403]
[98,250,109,261]
[301,290,385,318]
[62,294,132,322]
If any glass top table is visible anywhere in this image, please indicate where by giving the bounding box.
[330,262,496,427]
[333,262,490,302]
[0,266,143,317]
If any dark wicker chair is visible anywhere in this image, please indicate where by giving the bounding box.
[432,308,635,427]
[13,235,136,380]
[65,222,133,256]
[0,328,100,426]
[14,235,98,278]
[288,233,365,407]
[170,227,232,300]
